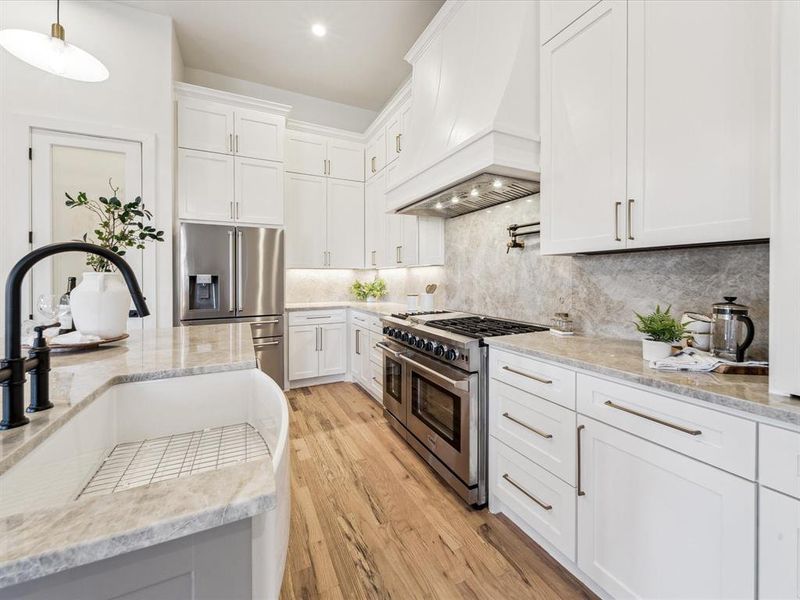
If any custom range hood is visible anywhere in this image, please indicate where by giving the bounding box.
[386,0,540,218]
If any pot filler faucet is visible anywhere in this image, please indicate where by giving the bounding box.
[0,242,149,430]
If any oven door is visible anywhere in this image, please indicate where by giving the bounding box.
[377,340,406,425]
[401,350,478,486]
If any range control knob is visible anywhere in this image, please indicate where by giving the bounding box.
[393,329,402,339]
[445,348,459,361]
[408,335,418,346]
[401,331,410,342]
[415,337,425,349]
[424,341,434,352]
[434,344,446,357]
[383,326,390,335]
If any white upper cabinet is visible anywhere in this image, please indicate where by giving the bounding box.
[541,1,627,254]
[234,157,283,226]
[233,108,284,161]
[385,213,418,267]
[286,131,364,182]
[386,99,411,166]
[178,98,234,155]
[541,0,600,44]
[285,173,327,268]
[178,149,234,222]
[365,129,386,179]
[327,138,364,182]
[540,0,772,255]
[625,0,771,248]
[417,217,445,266]
[285,130,327,177]
[365,171,387,268]
[326,179,365,269]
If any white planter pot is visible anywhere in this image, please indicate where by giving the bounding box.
[642,339,674,361]
[70,272,130,338]
[366,296,377,303]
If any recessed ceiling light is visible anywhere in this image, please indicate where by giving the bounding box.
[493,179,502,188]
[526,197,533,202]
[311,23,326,37]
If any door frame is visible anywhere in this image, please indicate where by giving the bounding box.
[2,113,158,332]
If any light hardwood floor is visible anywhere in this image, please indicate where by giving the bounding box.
[280,382,595,600]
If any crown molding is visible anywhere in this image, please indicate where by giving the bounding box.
[285,119,365,142]
[173,82,293,116]
[362,78,412,140]
[404,0,464,65]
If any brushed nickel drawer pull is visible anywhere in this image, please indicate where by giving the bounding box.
[627,199,635,240]
[502,474,552,510]
[502,412,553,439]
[577,424,585,496]
[603,400,702,436]
[501,365,553,385]
[614,201,622,242]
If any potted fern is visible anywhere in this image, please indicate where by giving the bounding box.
[634,305,687,361]
[350,277,387,303]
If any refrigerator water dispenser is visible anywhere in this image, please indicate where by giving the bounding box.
[188,274,219,310]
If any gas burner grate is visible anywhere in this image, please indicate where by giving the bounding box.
[391,310,451,320]
[426,316,547,339]
[77,422,270,499]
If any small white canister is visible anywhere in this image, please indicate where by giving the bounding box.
[407,294,419,312]
[420,293,434,311]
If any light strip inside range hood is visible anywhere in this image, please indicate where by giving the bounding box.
[396,173,539,218]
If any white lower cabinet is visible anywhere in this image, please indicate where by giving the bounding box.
[318,323,346,376]
[288,311,346,382]
[759,487,800,600]
[287,325,319,381]
[577,416,756,599]
[348,311,383,403]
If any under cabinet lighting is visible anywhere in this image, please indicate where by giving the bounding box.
[311,23,327,37]
[470,188,479,197]
[435,202,443,209]
[451,196,459,204]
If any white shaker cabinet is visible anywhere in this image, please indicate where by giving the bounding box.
[365,129,386,179]
[326,179,365,269]
[178,149,234,222]
[327,139,364,182]
[625,0,771,248]
[417,217,445,266]
[577,416,756,599]
[234,157,283,226]
[540,0,599,44]
[318,323,347,376]
[285,173,327,268]
[385,100,410,165]
[365,171,387,268]
[285,130,327,177]
[386,214,418,267]
[177,98,234,155]
[288,325,320,381]
[233,108,284,162]
[759,487,800,600]
[540,1,627,254]
[288,311,347,382]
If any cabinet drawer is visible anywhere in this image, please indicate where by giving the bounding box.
[250,317,284,339]
[368,331,383,366]
[368,315,383,334]
[369,361,383,401]
[760,424,800,499]
[351,310,369,326]
[490,379,576,485]
[577,374,756,479]
[489,440,576,561]
[288,310,346,326]
[490,350,576,410]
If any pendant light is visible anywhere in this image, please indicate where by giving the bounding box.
[0,0,109,82]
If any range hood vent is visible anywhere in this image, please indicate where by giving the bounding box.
[397,173,539,218]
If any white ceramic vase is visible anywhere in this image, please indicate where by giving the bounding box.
[70,272,130,338]
[641,338,674,361]
[366,296,377,303]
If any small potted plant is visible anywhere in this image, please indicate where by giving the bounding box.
[634,305,687,361]
[350,277,388,303]
[65,180,164,338]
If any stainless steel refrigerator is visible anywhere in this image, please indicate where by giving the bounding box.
[176,223,285,384]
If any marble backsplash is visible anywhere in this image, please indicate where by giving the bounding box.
[286,193,770,358]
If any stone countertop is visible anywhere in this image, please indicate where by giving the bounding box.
[286,301,409,317]
[0,324,276,589]
[486,332,800,426]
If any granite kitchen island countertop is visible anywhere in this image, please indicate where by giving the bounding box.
[486,332,800,426]
[0,324,277,589]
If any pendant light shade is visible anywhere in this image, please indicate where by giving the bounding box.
[0,1,108,82]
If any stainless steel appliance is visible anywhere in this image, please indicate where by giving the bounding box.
[711,297,755,362]
[379,311,547,506]
[177,223,285,383]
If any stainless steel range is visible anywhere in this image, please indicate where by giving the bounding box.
[378,311,547,506]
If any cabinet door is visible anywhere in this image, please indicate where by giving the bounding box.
[327,139,364,182]
[285,130,326,176]
[234,157,283,226]
[385,214,403,268]
[760,487,800,600]
[540,0,600,44]
[540,1,627,254]
[178,149,234,222]
[351,325,364,383]
[234,109,284,161]
[399,215,418,266]
[288,325,319,380]
[626,1,771,248]
[417,217,444,266]
[177,98,234,155]
[284,173,326,268]
[319,323,346,376]
[577,417,756,599]
[326,179,364,269]
[365,128,386,176]
[386,113,402,165]
[364,171,386,268]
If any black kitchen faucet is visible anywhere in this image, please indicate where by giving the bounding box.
[0,242,149,430]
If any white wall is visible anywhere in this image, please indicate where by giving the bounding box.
[0,0,176,330]
[182,67,377,133]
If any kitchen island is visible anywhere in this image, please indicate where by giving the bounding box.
[0,324,290,600]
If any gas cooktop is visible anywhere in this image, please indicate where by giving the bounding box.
[426,316,547,339]
[390,310,451,320]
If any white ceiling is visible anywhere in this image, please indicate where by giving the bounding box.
[123,0,444,111]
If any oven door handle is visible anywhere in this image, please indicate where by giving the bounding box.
[376,342,403,358]
[400,354,469,391]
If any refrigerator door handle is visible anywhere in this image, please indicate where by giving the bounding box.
[236,230,244,311]
[227,230,235,312]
